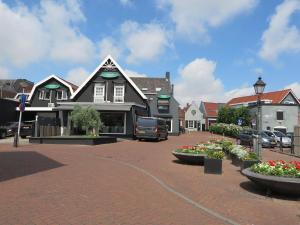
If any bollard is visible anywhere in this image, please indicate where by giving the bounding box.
[280,136,283,152]
[13,133,18,148]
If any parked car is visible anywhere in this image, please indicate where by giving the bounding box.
[135,117,168,141]
[0,127,7,139]
[19,121,34,138]
[272,130,291,147]
[286,132,294,139]
[1,121,19,136]
[237,129,276,148]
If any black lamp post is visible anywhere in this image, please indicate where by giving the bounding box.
[253,77,266,160]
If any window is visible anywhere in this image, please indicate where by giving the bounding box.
[188,120,194,128]
[156,87,161,91]
[100,113,125,134]
[157,99,169,113]
[142,88,148,91]
[114,85,125,103]
[44,91,50,100]
[276,111,284,120]
[94,83,105,103]
[56,90,68,100]
[39,90,44,100]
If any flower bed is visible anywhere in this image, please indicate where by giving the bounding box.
[209,123,243,137]
[251,160,300,178]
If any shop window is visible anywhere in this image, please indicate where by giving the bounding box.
[100,112,125,134]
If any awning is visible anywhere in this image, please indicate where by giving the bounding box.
[45,84,60,89]
[100,71,119,78]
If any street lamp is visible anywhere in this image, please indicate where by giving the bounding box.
[253,77,266,160]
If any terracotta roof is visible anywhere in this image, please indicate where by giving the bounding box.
[203,102,224,117]
[227,89,294,106]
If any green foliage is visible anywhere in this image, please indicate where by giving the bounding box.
[207,150,225,160]
[209,123,242,137]
[217,106,251,126]
[241,152,258,161]
[70,105,102,136]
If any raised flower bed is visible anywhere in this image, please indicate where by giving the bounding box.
[204,151,225,174]
[172,145,208,165]
[242,160,300,196]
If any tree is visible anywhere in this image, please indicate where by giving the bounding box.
[70,105,102,135]
[217,106,251,126]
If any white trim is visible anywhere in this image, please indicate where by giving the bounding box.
[71,55,147,100]
[14,93,30,100]
[113,84,125,103]
[280,90,300,104]
[16,107,54,111]
[94,83,105,103]
[228,99,273,107]
[28,75,74,101]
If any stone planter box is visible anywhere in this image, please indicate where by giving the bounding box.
[242,168,300,196]
[231,154,241,167]
[172,151,206,165]
[204,157,222,174]
[240,159,260,170]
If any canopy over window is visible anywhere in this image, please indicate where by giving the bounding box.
[100,71,119,78]
[45,84,60,89]
[157,94,171,99]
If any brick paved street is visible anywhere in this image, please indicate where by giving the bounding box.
[0,132,299,225]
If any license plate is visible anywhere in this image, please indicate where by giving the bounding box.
[138,130,145,134]
[22,126,29,129]
[271,142,276,144]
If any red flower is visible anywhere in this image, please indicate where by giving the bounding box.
[268,160,276,166]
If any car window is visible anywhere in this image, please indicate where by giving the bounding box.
[274,131,284,137]
[137,118,157,127]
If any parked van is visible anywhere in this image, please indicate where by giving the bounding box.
[135,117,168,141]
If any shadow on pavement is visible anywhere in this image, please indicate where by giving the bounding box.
[0,151,64,182]
[172,159,204,166]
[240,181,300,201]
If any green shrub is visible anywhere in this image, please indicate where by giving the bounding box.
[207,150,225,160]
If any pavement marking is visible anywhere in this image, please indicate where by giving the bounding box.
[100,156,240,225]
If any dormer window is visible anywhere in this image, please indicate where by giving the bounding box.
[56,90,68,100]
[156,87,161,92]
[114,85,125,103]
[39,90,44,100]
[44,91,50,100]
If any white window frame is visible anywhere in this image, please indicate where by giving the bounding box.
[113,85,125,103]
[39,90,44,100]
[94,83,105,103]
[188,120,194,128]
[56,90,68,100]
[44,90,50,100]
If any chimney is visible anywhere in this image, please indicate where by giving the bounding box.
[171,84,174,95]
[165,72,170,81]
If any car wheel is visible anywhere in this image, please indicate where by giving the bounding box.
[0,132,6,139]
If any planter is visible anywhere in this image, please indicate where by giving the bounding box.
[231,154,241,167]
[240,159,260,170]
[172,151,206,165]
[204,157,222,174]
[241,168,300,196]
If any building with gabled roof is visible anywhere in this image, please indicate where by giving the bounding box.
[199,101,225,130]
[227,89,300,133]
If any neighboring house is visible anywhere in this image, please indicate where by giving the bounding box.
[0,79,33,100]
[132,72,180,135]
[184,101,204,131]
[227,89,300,133]
[25,56,150,138]
[199,102,225,131]
[178,103,190,129]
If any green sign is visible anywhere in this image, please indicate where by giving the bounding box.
[158,94,171,99]
[45,84,60,89]
[100,71,119,78]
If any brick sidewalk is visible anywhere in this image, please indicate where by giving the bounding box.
[0,132,299,225]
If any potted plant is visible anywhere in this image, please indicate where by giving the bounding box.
[204,150,225,174]
[230,145,248,167]
[240,152,260,170]
[242,160,300,196]
[172,145,208,165]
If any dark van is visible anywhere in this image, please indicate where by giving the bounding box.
[135,117,168,141]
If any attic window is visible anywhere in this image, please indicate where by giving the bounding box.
[142,88,148,91]
[156,88,161,91]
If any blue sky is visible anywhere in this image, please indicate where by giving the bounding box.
[0,0,300,104]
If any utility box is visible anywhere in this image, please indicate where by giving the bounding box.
[294,126,300,156]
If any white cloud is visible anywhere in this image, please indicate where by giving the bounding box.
[0,0,95,67]
[259,0,300,61]
[124,69,147,77]
[174,58,254,105]
[98,37,122,61]
[121,21,170,64]
[285,82,300,99]
[66,67,90,85]
[98,20,170,64]
[157,0,257,41]
[0,66,10,79]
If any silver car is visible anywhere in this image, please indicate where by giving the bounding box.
[264,130,291,147]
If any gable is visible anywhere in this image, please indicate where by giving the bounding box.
[281,92,299,104]
[71,55,147,100]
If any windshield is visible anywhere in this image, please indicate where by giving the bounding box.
[137,118,157,127]
[274,131,285,137]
